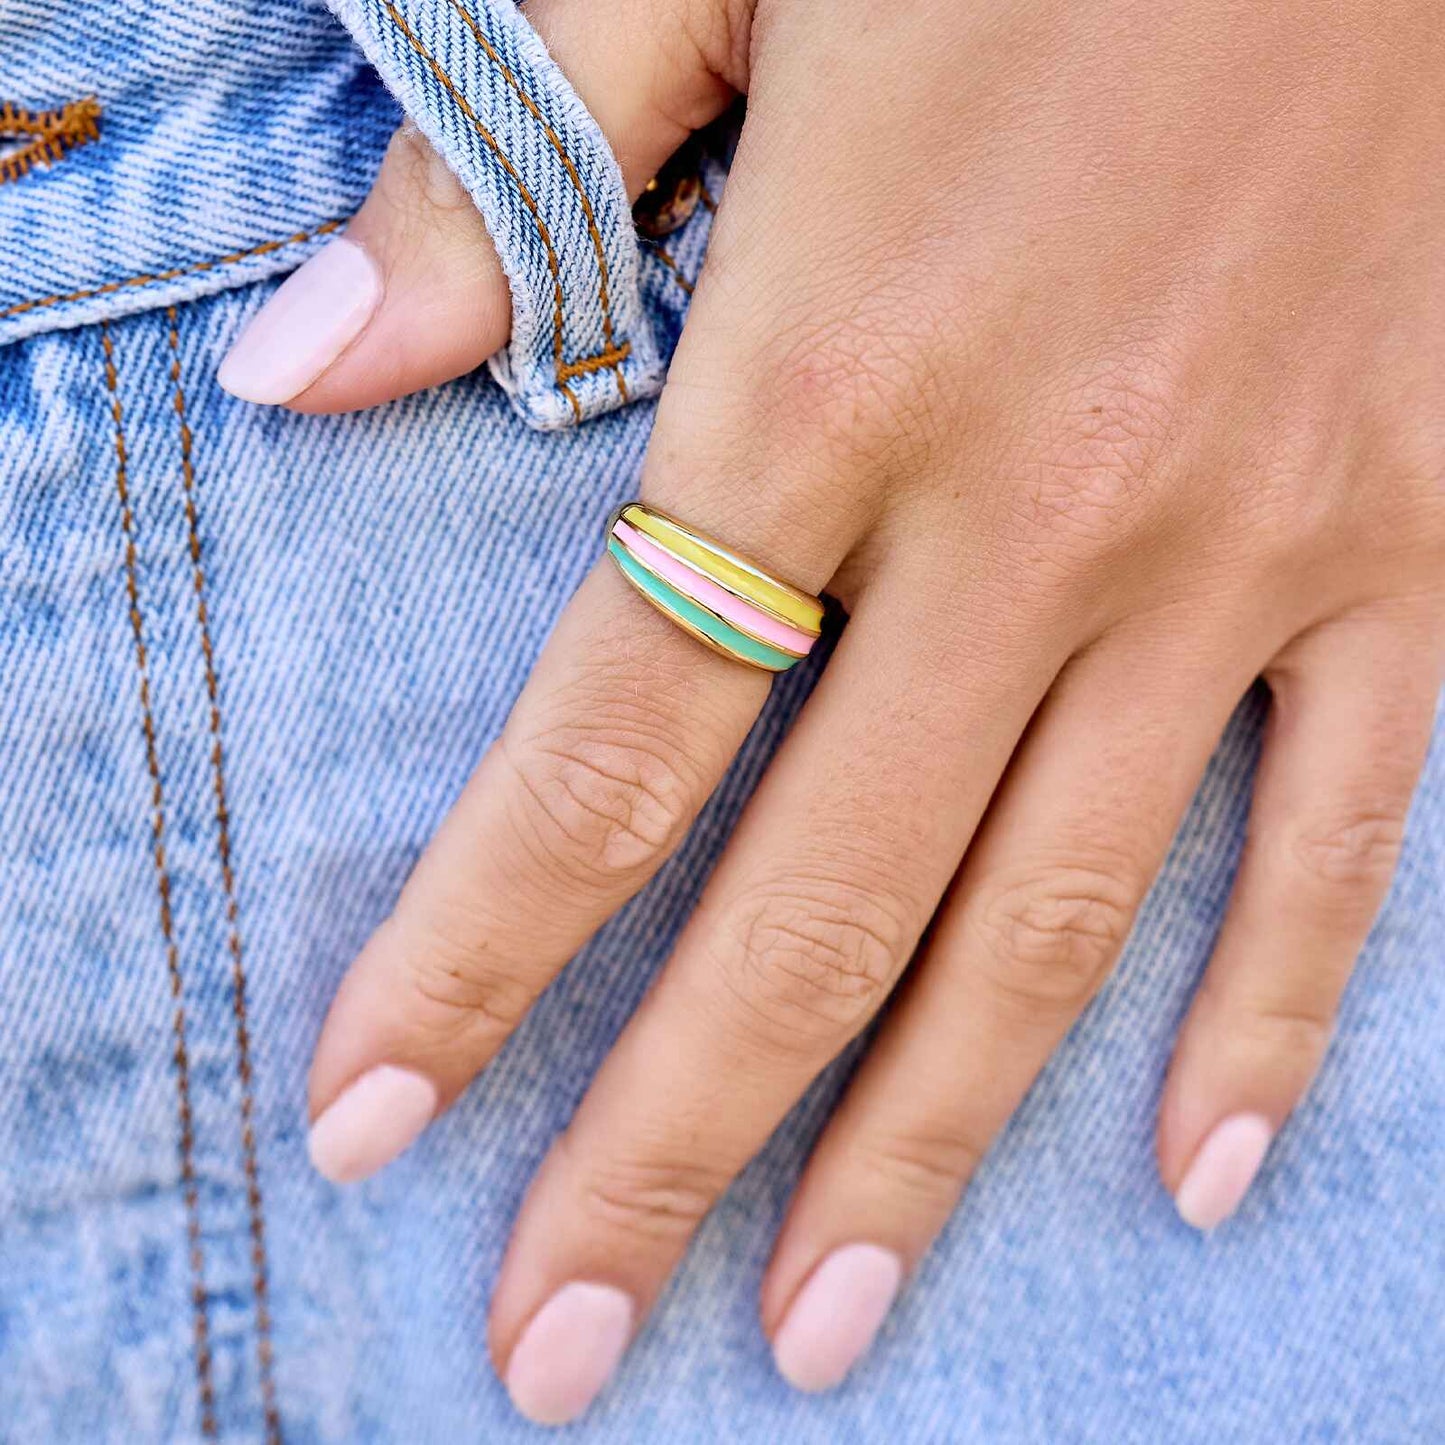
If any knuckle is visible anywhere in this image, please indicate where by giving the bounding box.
[501,723,697,892]
[1261,408,1445,570]
[852,1126,984,1209]
[1235,999,1336,1075]
[1397,426,1445,506]
[1367,395,1445,506]
[383,908,534,1041]
[749,307,947,481]
[969,861,1141,1013]
[721,880,913,1045]
[571,1151,722,1245]
[1006,345,1184,555]
[1281,808,1407,893]
[379,120,473,219]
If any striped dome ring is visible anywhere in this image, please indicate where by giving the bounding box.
[605,502,825,672]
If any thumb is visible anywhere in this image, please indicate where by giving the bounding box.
[217,0,743,413]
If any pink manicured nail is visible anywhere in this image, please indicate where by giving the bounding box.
[217,236,380,404]
[1175,1113,1274,1231]
[772,1243,902,1393]
[307,1065,437,1184]
[505,1282,634,1426]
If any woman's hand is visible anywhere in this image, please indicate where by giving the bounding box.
[222,0,1445,1424]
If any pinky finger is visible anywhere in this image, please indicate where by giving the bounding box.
[1158,602,1445,1231]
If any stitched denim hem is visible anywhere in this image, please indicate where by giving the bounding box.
[327,0,666,430]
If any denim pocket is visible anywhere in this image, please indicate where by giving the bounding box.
[0,0,396,353]
[0,0,714,431]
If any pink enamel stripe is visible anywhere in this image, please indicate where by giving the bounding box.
[612,518,818,656]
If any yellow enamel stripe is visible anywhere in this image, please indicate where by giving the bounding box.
[620,504,825,635]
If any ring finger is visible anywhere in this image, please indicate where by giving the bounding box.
[758,615,1267,1390]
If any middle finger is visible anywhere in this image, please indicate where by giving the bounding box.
[489,562,1070,1423]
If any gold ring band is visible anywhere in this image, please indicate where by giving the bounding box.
[605,502,824,672]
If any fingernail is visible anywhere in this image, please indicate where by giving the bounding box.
[505,1281,634,1426]
[217,236,380,404]
[307,1065,437,1184]
[772,1243,903,1393]
[1175,1113,1274,1231]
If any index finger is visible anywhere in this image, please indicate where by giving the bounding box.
[305,493,851,1183]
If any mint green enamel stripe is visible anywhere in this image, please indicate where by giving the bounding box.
[608,540,799,671]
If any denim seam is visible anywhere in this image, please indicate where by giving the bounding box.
[166,308,283,1445]
[649,242,695,296]
[379,0,609,422]
[0,218,344,324]
[443,0,628,402]
[556,342,633,381]
[101,320,221,1441]
[0,96,102,185]
[649,172,717,296]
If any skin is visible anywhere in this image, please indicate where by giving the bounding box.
[235,0,1445,1417]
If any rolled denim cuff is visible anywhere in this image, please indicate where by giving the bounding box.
[327,0,664,429]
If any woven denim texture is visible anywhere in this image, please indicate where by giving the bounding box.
[2,1,1444,1442]
[0,0,396,347]
[326,0,666,428]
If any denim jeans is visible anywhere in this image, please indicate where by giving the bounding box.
[2,0,1442,1441]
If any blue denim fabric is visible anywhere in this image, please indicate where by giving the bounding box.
[2,1,1444,1443]
[326,0,667,428]
[0,0,396,350]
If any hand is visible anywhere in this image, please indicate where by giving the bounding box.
[221,0,1445,1424]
